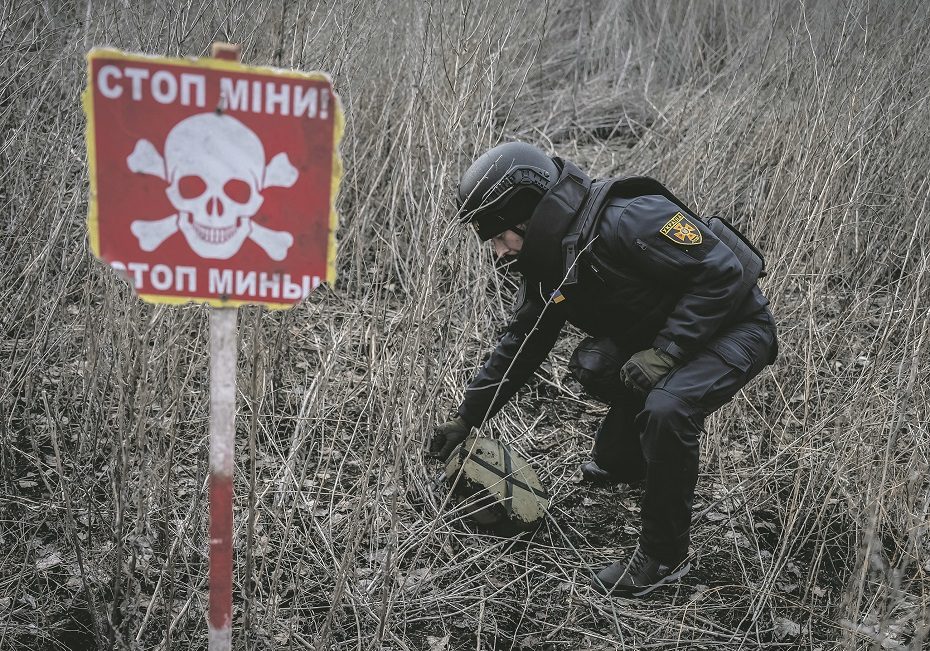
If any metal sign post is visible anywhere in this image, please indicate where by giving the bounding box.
[207,305,237,649]
[206,41,240,651]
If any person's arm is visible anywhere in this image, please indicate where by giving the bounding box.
[651,240,743,359]
[611,196,744,360]
[458,280,565,425]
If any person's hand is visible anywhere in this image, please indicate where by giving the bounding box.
[619,348,677,395]
[430,416,471,459]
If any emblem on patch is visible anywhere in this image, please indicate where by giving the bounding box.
[660,212,703,245]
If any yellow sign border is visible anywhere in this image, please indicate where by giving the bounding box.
[82,47,344,310]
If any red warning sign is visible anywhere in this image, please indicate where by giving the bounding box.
[83,49,343,308]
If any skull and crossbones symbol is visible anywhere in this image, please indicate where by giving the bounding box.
[127,113,297,261]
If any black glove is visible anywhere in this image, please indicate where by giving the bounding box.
[619,348,677,396]
[429,415,471,459]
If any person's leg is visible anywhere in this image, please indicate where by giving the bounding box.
[593,313,776,594]
[636,391,700,563]
[638,316,775,562]
[569,336,646,484]
[588,389,647,483]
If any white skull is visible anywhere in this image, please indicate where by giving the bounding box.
[164,114,265,259]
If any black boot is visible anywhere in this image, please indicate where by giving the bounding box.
[591,546,690,597]
[579,460,644,486]
[579,460,624,485]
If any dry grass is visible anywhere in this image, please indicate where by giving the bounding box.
[1,0,928,649]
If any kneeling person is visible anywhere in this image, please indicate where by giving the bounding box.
[431,142,777,597]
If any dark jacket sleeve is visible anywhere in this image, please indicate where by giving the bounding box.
[458,280,565,426]
[608,196,744,360]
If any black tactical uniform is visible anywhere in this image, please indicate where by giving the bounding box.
[456,158,777,566]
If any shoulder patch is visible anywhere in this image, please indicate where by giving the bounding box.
[660,212,703,246]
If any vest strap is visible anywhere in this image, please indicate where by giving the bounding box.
[517,159,591,289]
[561,179,609,287]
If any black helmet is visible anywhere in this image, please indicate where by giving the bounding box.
[457,141,559,240]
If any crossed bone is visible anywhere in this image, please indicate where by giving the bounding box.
[127,140,297,261]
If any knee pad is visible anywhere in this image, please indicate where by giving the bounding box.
[569,336,627,404]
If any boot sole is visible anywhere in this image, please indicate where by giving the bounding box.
[631,562,691,597]
[591,562,691,598]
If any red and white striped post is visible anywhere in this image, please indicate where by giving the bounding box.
[206,41,242,651]
[208,306,237,649]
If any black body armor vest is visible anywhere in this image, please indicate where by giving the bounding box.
[517,159,766,348]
